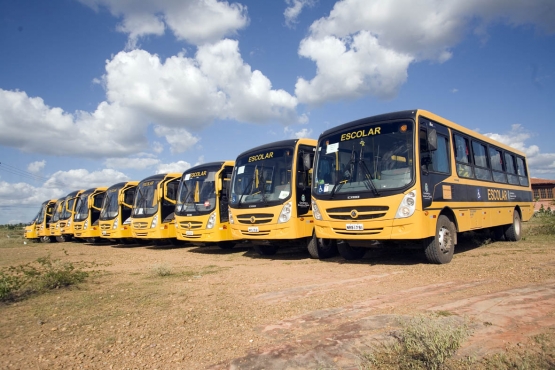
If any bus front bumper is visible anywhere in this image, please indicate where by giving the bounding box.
[314,216,427,241]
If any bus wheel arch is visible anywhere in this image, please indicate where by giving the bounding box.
[504,207,522,242]
[424,211,456,264]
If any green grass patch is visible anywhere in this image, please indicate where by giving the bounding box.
[0,254,90,302]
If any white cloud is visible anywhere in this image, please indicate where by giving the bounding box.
[43,169,129,190]
[154,126,200,154]
[27,160,46,174]
[103,41,299,127]
[157,161,192,174]
[284,126,314,139]
[296,0,555,104]
[284,0,316,28]
[0,89,148,157]
[78,0,249,47]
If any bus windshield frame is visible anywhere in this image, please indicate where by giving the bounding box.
[51,200,64,223]
[132,180,160,218]
[312,119,415,200]
[176,165,221,216]
[229,146,295,209]
[74,193,91,221]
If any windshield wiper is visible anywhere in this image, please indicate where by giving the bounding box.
[330,146,356,199]
[359,146,380,196]
[236,177,254,207]
[184,188,200,213]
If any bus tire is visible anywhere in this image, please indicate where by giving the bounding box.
[337,240,366,260]
[40,236,52,243]
[307,235,338,259]
[218,241,235,250]
[56,235,71,243]
[424,215,455,264]
[503,211,522,242]
[254,245,278,256]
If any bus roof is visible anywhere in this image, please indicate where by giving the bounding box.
[182,161,229,174]
[235,138,316,159]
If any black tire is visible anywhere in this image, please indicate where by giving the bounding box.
[307,234,338,259]
[254,245,278,256]
[56,234,72,243]
[503,211,522,242]
[424,214,455,264]
[218,241,235,250]
[337,240,366,260]
[86,237,99,243]
[40,236,52,243]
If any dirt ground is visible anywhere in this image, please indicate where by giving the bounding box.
[1,226,555,369]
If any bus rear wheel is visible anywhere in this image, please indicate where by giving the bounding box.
[424,215,455,264]
[40,236,53,243]
[307,234,338,259]
[337,240,366,260]
[254,245,278,256]
[503,211,522,242]
[56,235,71,243]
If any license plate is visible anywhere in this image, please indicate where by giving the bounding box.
[102,231,107,235]
[248,226,259,233]
[346,223,364,231]
[186,231,193,236]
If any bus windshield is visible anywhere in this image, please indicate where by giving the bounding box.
[132,180,160,217]
[51,200,64,222]
[36,205,46,223]
[74,194,90,221]
[230,147,294,208]
[100,187,122,220]
[176,166,220,215]
[313,120,414,198]
[61,197,75,220]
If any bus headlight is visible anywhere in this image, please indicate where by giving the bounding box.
[278,201,292,224]
[207,213,216,229]
[311,199,322,220]
[151,215,158,228]
[113,218,118,230]
[84,220,88,230]
[67,220,71,227]
[228,209,234,224]
[395,190,416,219]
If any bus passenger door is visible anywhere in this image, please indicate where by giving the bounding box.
[296,146,314,217]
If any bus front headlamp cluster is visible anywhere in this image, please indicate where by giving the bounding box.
[83,220,88,230]
[207,212,216,229]
[311,200,322,220]
[278,201,292,223]
[395,190,416,219]
[228,209,234,224]
[151,215,158,228]
[113,218,118,230]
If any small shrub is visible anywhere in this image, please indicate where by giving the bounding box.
[152,265,172,277]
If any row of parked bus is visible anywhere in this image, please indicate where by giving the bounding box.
[23,110,535,264]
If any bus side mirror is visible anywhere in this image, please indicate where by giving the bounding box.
[303,153,312,171]
[427,129,438,151]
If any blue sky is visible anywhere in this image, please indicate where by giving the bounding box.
[1,0,554,224]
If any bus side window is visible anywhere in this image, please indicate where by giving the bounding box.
[504,153,519,185]
[471,141,492,181]
[421,134,449,174]
[516,157,529,186]
[454,134,474,178]
[489,146,507,183]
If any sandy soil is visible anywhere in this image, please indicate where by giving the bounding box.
[1,231,555,369]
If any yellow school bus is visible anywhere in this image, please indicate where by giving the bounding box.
[73,187,108,243]
[99,181,138,243]
[23,209,41,242]
[58,190,85,242]
[48,199,65,241]
[228,139,323,256]
[175,161,235,249]
[131,173,181,245]
[28,199,57,243]
[311,109,534,263]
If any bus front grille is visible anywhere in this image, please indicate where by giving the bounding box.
[179,221,203,229]
[134,232,148,237]
[133,222,149,229]
[326,205,389,220]
[74,225,82,230]
[242,231,271,236]
[237,213,274,224]
[100,224,110,230]
[181,233,201,239]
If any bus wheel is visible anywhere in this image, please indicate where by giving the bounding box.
[56,235,70,243]
[307,234,338,259]
[40,236,52,243]
[218,241,235,250]
[254,245,278,256]
[337,240,366,260]
[503,211,522,242]
[424,215,455,264]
